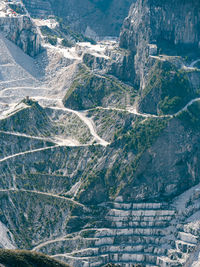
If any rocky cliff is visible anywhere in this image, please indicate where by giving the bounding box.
[0,0,200,266]
[22,0,134,38]
[120,0,200,87]
[0,15,40,56]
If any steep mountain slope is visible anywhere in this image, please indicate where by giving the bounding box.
[0,0,200,266]
[22,0,135,38]
[63,65,136,110]
[120,0,200,86]
[0,13,40,56]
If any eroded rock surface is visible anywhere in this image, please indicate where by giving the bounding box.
[0,0,200,266]
[22,0,135,38]
[0,15,40,56]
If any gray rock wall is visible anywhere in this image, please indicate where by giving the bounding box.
[121,0,200,51]
[22,0,135,37]
[0,16,41,57]
[119,0,200,87]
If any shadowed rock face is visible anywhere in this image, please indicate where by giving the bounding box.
[22,0,135,37]
[120,0,200,51]
[119,0,200,86]
[0,1,200,266]
[0,16,40,56]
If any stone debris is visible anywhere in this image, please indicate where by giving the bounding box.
[30,186,200,266]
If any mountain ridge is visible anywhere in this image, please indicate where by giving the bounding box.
[0,0,200,266]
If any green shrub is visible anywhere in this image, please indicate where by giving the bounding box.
[0,249,70,267]
[61,39,73,47]
[63,66,136,110]
[144,61,192,114]
[177,100,200,130]
[47,36,57,46]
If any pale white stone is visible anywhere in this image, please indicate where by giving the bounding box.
[178,232,198,244]
[0,221,16,249]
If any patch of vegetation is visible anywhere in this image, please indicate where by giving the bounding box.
[0,99,53,137]
[143,61,192,114]
[0,249,70,267]
[0,133,54,160]
[0,189,88,248]
[83,53,108,70]
[111,117,169,197]
[0,98,92,143]
[121,117,169,155]
[103,264,121,267]
[47,36,57,46]
[196,61,200,69]
[106,117,169,185]
[60,26,96,45]
[80,229,96,238]
[177,100,200,131]
[40,26,58,46]
[41,25,73,47]
[78,116,170,203]
[87,108,137,142]
[55,18,96,45]
[61,39,73,47]
[63,65,136,110]
[16,172,71,193]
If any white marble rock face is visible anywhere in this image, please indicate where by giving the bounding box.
[0,1,199,267]
[0,221,16,249]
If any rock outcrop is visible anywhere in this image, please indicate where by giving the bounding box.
[34,185,200,267]
[22,0,135,38]
[63,64,136,110]
[0,15,40,56]
[22,0,53,18]
[119,0,200,87]
[0,0,199,266]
